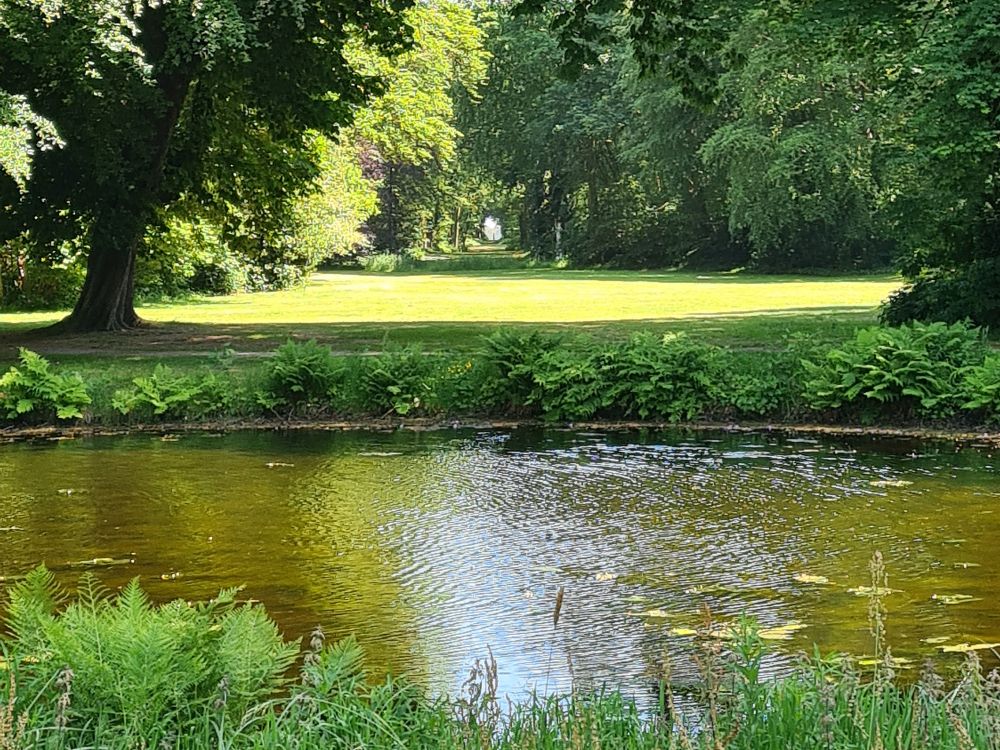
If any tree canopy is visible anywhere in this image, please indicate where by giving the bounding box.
[509,0,999,317]
[0,0,412,330]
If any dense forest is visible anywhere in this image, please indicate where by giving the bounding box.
[1,0,998,329]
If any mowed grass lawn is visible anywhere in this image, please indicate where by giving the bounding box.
[0,269,902,364]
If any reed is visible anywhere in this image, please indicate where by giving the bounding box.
[0,672,27,750]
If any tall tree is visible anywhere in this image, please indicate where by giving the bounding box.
[345,0,489,253]
[0,0,411,331]
[521,0,1000,312]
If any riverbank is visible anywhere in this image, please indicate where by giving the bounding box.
[2,564,998,750]
[3,417,999,448]
[0,321,997,434]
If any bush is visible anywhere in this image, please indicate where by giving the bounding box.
[187,253,249,296]
[358,252,418,273]
[291,136,377,263]
[3,560,1000,749]
[522,341,618,421]
[479,329,566,411]
[4,261,85,309]
[244,259,310,292]
[6,328,1000,428]
[264,339,342,412]
[881,257,1000,328]
[480,332,726,422]
[431,253,529,272]
[0,349,90,422]
[713,349,802,417]
[434,356,505,413]
[801,321,988,420]
[137,217,248,298]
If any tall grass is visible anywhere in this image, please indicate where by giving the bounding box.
[2,557,999,748]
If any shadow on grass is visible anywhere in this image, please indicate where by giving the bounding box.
[315,268,901,285]
[0,306,881,359]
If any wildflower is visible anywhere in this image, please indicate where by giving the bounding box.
[54,666,74,730]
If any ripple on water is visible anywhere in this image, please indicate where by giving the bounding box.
[1,428,998,698]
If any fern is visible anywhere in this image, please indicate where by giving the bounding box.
[522,343,616,421]
[264,339,342,411]
[2,568,298,746]
[298,635,367,696]
[963,353,1000,420]
[610,333,722,421]
[356,346,440,416]
[801,321,988,419]
[5,566,62,651]
[480,329,565,409]
[0,349,91,422]
[112,365,234,421]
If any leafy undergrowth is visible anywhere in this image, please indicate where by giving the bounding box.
[2,321,1000,428]
[1,559,999,749]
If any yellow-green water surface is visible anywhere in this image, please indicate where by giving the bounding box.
[1,428,998,697]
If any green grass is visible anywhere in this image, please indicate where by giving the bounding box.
[0,269,902,366]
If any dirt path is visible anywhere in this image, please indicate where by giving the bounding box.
[0,323,379,359]
[0,321,797,360]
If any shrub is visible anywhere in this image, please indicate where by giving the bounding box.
[435,356,506,413]
[480,332,725,422]
[137,217,248,298]
[244,260,310,292]
[358,252,418,273]
[187,252,249,296]
[963,353,1000,421]
[0,240,84,309]
[801,321,988,419]
[881,257,1000,329]
[264,340,342,411]
[523,341,617,421]
[291,136,377,262]
[16,262,85,309]
[0,348,90,422]
[3,560,1000,749]
[479,330,565,411]
[714,350,801,417]
[432,254,529,272]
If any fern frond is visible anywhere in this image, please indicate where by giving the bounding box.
[75,573,110,615]
[5,566,63,648]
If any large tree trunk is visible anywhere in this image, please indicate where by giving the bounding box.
[50,215,144,333]
[428,198,442,250]
[48,5,189,333]
[382,164,400,253]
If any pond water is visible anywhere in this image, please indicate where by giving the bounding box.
[1,428,998,700]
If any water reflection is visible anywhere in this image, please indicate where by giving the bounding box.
[0,428,998,699]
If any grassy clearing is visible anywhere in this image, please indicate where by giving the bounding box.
[0,270,901,364]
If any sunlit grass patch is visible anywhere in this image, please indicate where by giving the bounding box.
[0,269,902,358]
